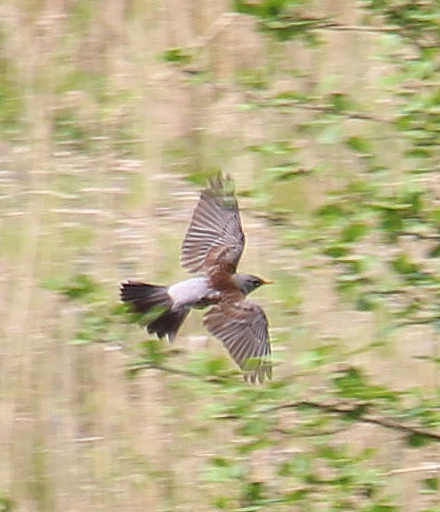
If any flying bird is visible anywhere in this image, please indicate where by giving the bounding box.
[120,173,272,382]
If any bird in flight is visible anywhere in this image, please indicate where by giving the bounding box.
[120,173,272,382]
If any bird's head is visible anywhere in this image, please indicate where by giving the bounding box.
[233,273,272,295]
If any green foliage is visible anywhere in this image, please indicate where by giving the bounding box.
[127,338,170,375]
[346,136,373,155]
[406,432,431,448]
[160,47,193,65]
[234,0,304,19]
[0,496,14,512]
[333,367,398,403]
[57,273,99,300]
[422,476,439,493]
[48,274,128,345]
[234,0,326,43]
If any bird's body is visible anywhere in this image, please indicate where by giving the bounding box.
[167,277,217,309]
[120,174,272,382]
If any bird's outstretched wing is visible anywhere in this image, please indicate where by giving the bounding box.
[203,297,272,383]
[181,174,245,275]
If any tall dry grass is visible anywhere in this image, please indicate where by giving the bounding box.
[0,1,438,511]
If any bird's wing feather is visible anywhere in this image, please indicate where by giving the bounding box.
[180,174,245,274]
[203,298,272,383]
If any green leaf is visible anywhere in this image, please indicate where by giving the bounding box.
[204,457,245,482]
[381,209,403,239]
[0,497,14,512]
[430,206,440,223]
[329,92,351,112]
[391,253,418,275]
[422,476,439,492]
[317,203,346,225]
[429,244,440,258]
[139,338,168,365]
[59,274,99,300]
[240,481,265,505]
[282,489,310,502]
[346,136,372,154]
[272,90,306,102]
[333,367,398,402]
[234,0,262,16]
[356,294,379,311]
[341,222,368,242]
[160,47,192,65]
[406,432,433,448]
[365,505,397,512]
[323,244,349,258]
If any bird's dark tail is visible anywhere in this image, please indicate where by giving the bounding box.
[120,281,188,341]
[120,281,171,313]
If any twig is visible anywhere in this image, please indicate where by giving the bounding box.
[219,399,440,442]
[398,231,440,241]
[291,103,387,123]
[385,463,440,475]
[268,400,440,442]
[316,22,399,34]
[127,361,231,383]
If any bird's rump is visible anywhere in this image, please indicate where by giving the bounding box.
[120,281,185,341]
[180,174,245,275]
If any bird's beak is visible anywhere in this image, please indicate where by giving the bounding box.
[261,278,273,285]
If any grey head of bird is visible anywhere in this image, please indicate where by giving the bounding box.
[233,273,272,295]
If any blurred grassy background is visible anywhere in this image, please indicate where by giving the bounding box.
[1,1,440,511]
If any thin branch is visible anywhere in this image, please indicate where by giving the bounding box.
[397,318,439,327]
[219,399,440,442]
[292,103,388,123]
[266,400,440,442]
[385,463,440,475]
[316,22,399,34]
[127,361,232,383]
[398,231,440,241]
